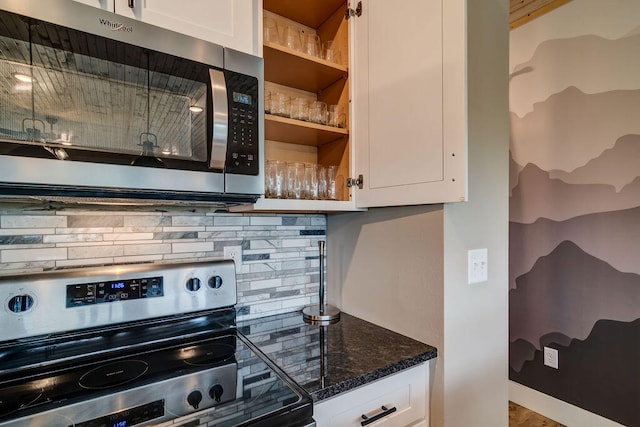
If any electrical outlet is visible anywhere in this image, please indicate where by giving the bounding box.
[468,248,488,284]
[544,346,559,369]
[223,246,242,267]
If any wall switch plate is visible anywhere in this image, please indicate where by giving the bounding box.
[544,346,559,369]
[224,246,242,267]
[468,248,488,284]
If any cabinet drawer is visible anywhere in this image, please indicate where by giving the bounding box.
[314,363,428,427]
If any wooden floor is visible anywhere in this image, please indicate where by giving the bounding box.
[509,401,566,427]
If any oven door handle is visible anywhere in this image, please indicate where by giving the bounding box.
[209,69,228,170]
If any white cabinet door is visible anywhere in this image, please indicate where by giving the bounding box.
[314,363,429,427]
[113,0,261,56]
[71,0,114,10]
[351,0,467,207]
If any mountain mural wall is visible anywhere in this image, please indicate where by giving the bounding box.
[510,33,640,119]
[510,2,640,426]
[510,86,640,175]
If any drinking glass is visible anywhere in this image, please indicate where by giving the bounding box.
[318,165,328,200]
[286,162,305,199]
[328,104,345,128]
[263,17,279,44]
[326,165,337,200]
[283,25,302,51]
[290,98,309,121]
[272,93,291,117]
[323,40,342,64]
[303,33,321,57]
[308,101,328,125]
[304,164,319,200]
[266,160,287,198]
[265,90,272,114]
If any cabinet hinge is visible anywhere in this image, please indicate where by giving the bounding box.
[346,174,364,189]
[345,1,362,20]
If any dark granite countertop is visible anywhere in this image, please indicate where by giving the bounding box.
[237,311,437,401]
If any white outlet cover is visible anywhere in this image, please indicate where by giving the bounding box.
[468,248,488,284]
[544,346,559,369]
[224,246,242,266]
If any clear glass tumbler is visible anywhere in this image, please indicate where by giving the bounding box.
[318,165,328,200]
[326,165,337,200]
[266,160,287,198]
[286,162,305,199]
[263,17,279,44]
[290,98,309,121]
[284,25,302,51]
[309,101,328,125]
[265,90,272,114]
[303,33,321,57]
[272,93,291,117]
[323,40,342,64]
[304,163,319,200]
[329,104,345,128]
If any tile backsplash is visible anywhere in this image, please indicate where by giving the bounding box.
[0,208,326,320]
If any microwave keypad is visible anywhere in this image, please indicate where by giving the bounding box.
[225,73,259,176]
[229,105,257,173]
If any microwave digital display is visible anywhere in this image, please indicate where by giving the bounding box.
[233,91,252,105]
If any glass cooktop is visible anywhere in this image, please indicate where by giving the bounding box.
[0,318,312,426]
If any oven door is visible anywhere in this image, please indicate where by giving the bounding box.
[0,1,262,203]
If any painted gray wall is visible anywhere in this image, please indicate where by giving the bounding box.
[326,205,445,423]
[442,0,510,425]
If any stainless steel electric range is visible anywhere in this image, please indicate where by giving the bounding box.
[0,260,314,426]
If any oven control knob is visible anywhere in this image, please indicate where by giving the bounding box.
[187,390,203,409]
[209,384,224,402]
[185,278,201,292]
[8,294,34,313]
[208,275,223,289]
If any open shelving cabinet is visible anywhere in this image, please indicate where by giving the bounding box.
[232,0,361,212]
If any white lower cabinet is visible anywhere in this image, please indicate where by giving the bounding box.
[313,363,429,427]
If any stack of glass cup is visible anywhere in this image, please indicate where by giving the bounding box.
[265,91,345,128]
[265,160,337,200]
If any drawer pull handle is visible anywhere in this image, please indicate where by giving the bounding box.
[360,405,397,426]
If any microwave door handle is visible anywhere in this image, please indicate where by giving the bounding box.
[209,69,228,170]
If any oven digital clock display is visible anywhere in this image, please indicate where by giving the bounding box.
[66,276,164,307]
[74,399,164,427]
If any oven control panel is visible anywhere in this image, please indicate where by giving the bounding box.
[66,276,164,307]
[74,399,164,427]
[0,260,237,341]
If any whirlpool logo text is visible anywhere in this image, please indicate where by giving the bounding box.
[98,17,133,33]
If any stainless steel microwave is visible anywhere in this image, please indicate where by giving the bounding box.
[0,0,263,205]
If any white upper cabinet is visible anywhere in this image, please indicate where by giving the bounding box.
[72,0,261,56]
[71,0,113,9]
[234,0,467,213]
[350,0,467,207]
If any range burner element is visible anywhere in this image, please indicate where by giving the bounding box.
[79,360,149,389]
[0,260,314,427]
[182,340,236,367]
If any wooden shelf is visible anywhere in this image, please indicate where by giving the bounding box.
[264,42,347,93]
[265,114,348,146]
[230,197,365,213]
[264,0,346,29]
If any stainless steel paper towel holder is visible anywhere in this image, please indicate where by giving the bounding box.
[303,240,340,325]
